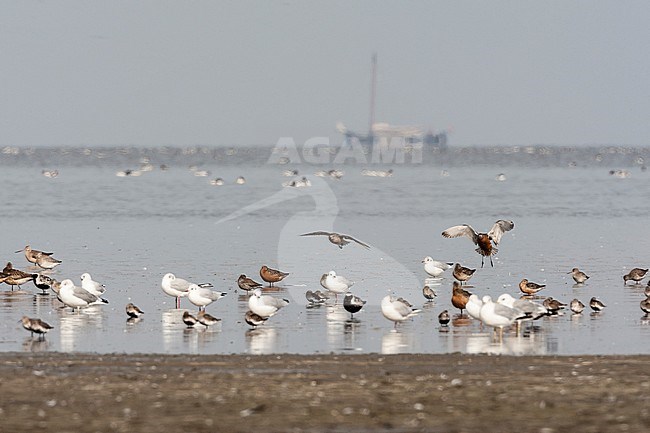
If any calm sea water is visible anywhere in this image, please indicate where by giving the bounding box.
[1,145,649,355]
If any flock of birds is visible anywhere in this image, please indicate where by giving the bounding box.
[8,217,650,344]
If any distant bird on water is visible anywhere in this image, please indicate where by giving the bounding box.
[21,316,53,339]
[623,268,648,285]
[237,274,263,292]
[568,268,590,284]
[15,245,61,269]
[519,278,546,296]
[570,298,585,314]
[422,285,437,301]
[244,310,268,329]
[125,303,144,319]
[452,263,475,285]
[259,265,289,286]
[343,293,366,319]
[438,310,450,326]
[589,297,606,312]
[300,231,371,249]
[442,220,515,267]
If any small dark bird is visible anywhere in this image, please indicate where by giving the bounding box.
[589,297,606,312]
[182,311,198,328]
[519,279,546,296]
[645,285,650,298]
[300,231,371,249]
[126,303,144,318]
[438,310,450,326]
[422,285,437,301]
[237,274,263,291]
[640,298,650,316]
[197,311,221,327]
[305,290,327,305]
[543,297,566,315]
[33,274,55,294]
[259,265,289,286]
[2,262,37,290]
[623,268,648,285]
[568,268,589,284]
[343,293,366,319]
[21,316,53,339]
[244,310,268,329]
[452,263,475,285]
[570,298,585,314]
[451,281,472,314]
[442,220,514,267]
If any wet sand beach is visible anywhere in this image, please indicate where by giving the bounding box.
[1,352,649,432]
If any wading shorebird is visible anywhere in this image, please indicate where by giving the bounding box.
[570,299,585,314]
[452,263,476,285]
[589,297,606,312]
[422,285,437,301]
[300,231,371,249]
[343,293,366,319]
[15,245,61,268]
[442,220,515,267]
[451,281,472,314]
[21,316,53,339]
[237,274,263,292]
[519,278,546,296]
[568,268,590,284]
[2,262,37,291]
[259,266,289,286]
[125,303,144,319]
[623,268,648,285]
[244,310,268,329]
[438,310,450,326]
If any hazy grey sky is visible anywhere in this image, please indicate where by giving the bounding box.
[2,1,649,147]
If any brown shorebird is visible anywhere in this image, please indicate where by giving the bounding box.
[519,278,546,295]
[452,263,476,285]
[623,268,648,285]
[442,220,514,267]
[438,310,450,326]
[244,310,268,329]
[2,262,37,290]
[422,285,437,301]
[543,297,566,315]
[451,281,472,314]
[237,274,263,292]
[570,298,585,314]
[589,297,606,312]
[197,311,221,327]
[640,298,650,316]
[182,311,198,328]
[21,316,53,339]
[568,268,589,284]
[300,231,370,249]
[259,265,289,286]
[125,303,144,318]
[15,245,59,266]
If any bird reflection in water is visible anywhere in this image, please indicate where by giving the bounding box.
[381,330,415,355]
[246,327,277,355]
[58,305,104,352]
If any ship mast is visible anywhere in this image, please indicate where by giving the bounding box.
[368,53,377,135]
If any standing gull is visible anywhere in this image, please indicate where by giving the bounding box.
[259,266,289,287]
[80,273,106,297]
[442,220,515,267]
[161,273,213,309]
[479,295,526,337]
[58,279,109,311]
[187,284,227,311]
[248,288,290,318]
[300,231,371,249]
[422,257,453,278]
[321,271,354,301]
[381,295,420,329]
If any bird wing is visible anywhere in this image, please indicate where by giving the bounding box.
[300,231,332,237]
[488,220,514,245]
[441,225,479,244]
[341,234,371,249]
[393,298,414,316]
[170,278,190,291]
[494,303,524,320]
[72,286,99,303]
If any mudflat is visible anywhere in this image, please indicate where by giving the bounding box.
[1,352,649,432]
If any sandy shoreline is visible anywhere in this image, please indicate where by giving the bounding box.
[1,352,649,432]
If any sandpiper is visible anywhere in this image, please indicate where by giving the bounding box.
[300,231,371,249]
[442,220,514,267]
[244,310,268,328]
[259,265,289,286]
[519,278,546,296]
[452,263,475,285]
[380,295,420,329]
[623,268,648,285]
[570,298,585,314]
[15,245,57,266]
[182,311,198,328]
[33,274,55,294]
[21,316,53,339]
[197,311,221,327]
[640,298,650,316]
[438,310,450,326]
[543,297,566,315]
[589,297,606,312]
[237,274,263,292]
[569,268,590,284]
[305,290,327,305]
[451,281,472,314]
[2,262,37,290]
[422,285,437,301]
[125,303,144,318]
[343,293,366,319]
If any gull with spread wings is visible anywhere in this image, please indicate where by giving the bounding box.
[300,231,371,249]
[441,220,515,267]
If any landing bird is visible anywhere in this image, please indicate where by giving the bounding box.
[570,299,585,314]
[451,281,472,314]
[237,274,263,292]
[259,265,289,286]
[623,268,648,285]
[321,270,354,301]
[125,303,144,318]
[519,278,546,296]
[589,297,606,312]
[248,288,290,318]
[343,293,366,319]
[422,257,453,278]
[161,273,213,309]
[187,284,227,311]
[452,263,475,285]
[300,231,370,249]
[197,311,221,327]
[21,316,53,339]
[244,310,268,328]
[568,268,589,284]
[182,311,198,328]
[438,310,450,326]
[381,295,420,329]
[80,273,106,297]
[442,220,515,267]
[58,279,109,311]
[422,285,437,301]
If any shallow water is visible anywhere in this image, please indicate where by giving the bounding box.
[1,146,650,355]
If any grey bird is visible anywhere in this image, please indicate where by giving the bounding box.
[197,311,221,327]
[237,274,263,292]
[300,231,371,249]
[126,303,144,318]
[244,310,268,329]
[570,298,585,314]
[452,263,476,285]
[568,268,590,284]
[640,298,650,316]
[21,316,53,339]
[623,268,648,285]
[422,285,437,301]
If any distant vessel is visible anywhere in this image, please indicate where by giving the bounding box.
[336,53,448,150]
